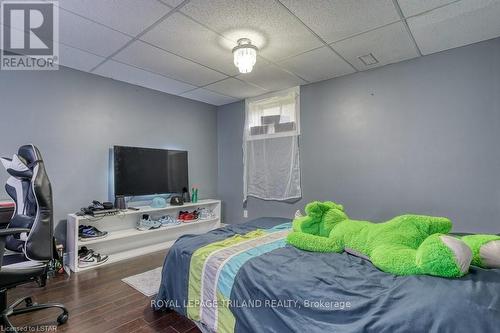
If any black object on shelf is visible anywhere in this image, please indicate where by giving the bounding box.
[182,187,191,203]
[170,196,184,206]
[114,195,127,209]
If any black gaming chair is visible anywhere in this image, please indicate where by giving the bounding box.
[0,145,68,331]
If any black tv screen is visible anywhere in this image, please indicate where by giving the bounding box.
[114,146,188,196]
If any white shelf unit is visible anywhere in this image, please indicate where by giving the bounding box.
[66,199,221,272]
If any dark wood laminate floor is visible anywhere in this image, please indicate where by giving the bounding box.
[5,251,202,333]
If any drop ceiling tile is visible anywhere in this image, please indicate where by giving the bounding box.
[94,60,196,95]
[332,22,419,71]
[56,0,172,36]
[181,88,239,106]
[407,0,500,55]
[398,0,457,17]
[160,0,185,7]
[113,40,227,86]
[237,60,306,91]
[279,0,400,43]
[56,9,131,57]
[279,46,355,82]
[204,78,267,99]
[141,13,239,76]
[180,0,323,61]
[58,44,105,72]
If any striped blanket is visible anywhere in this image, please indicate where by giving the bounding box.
[186,223,291,332]
[155,217,292,333]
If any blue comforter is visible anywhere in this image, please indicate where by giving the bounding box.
[155,217,500,333]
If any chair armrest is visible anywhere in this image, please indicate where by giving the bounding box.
[0,228,30,237]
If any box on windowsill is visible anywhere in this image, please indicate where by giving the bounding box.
[261,115,281,125]
[250,125,269,135]
[275,122,296,133]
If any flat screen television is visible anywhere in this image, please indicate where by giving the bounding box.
[113,146,188,197]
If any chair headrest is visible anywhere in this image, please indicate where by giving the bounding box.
[1,154,33,179]
[18,145,41,165]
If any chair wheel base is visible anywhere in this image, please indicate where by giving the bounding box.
[57,313,68,325]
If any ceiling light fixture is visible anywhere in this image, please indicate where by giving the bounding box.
[232,38,258,74]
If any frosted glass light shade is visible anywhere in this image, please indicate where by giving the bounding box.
[232,38,258,74]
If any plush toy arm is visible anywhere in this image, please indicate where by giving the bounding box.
[287,231,343,253]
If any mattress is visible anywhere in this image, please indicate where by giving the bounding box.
[155,217,500,333]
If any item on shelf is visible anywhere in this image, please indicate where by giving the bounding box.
[178,210,199,222]
[114,195,127,210]
[78,246,109,268]
[137,214,162,231]
[170,196,184,206]
[182,187,191,203]
[197,207,216,220]
[151,197,167,208]
[102,202,114,210]
[77,200,118,216]
[89,209,119,217]
[78,225,108,241]
[90,200,104,210]
[157,215,181,227]
[191,187,199,203]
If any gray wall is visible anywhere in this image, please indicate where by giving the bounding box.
[0,67,218,242]
[217,37,500,233]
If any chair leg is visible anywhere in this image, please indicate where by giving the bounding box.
[8,296,32,310]
[2,297,69,333]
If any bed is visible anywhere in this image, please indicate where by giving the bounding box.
[155,217,500,333]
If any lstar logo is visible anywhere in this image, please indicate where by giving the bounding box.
[1,1,59,70]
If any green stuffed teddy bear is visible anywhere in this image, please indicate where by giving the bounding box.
[287,201,500,278]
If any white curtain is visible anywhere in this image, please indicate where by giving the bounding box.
[243,87,301,202]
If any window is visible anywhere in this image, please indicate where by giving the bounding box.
[245,87,300,139]
[243,87,301,203]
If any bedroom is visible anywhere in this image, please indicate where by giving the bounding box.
[0,0,499,332]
